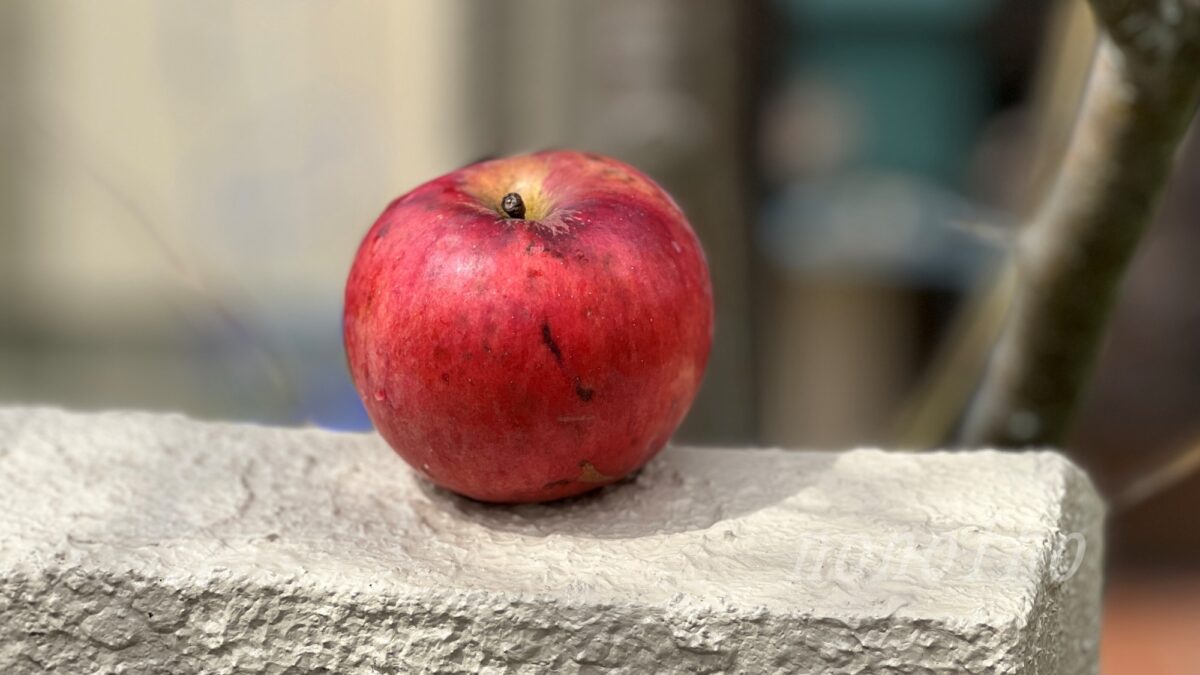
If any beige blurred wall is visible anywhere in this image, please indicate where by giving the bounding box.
[13,0,479,325]
[1,1,486,420]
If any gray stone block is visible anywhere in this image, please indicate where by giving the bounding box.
[0,408,1103,673]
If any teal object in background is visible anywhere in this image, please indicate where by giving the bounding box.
[762,0,1002,286]
[778,0,997,183]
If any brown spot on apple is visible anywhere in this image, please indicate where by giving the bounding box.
[540,322,563,363]
[574,377,594,402]
[544,460,616,489]
[578,461,616,483]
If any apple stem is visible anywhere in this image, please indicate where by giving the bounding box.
[501,192,526,219]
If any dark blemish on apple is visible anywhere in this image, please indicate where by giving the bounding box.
[374,222,392,240]
[542,321,594,401]
[542,478,571,490]
[440,372,450,383]
[540,322,563,363]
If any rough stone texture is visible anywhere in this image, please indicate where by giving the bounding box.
[0,408,1103,674]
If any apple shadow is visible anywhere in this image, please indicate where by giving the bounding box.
[414,446,838,540]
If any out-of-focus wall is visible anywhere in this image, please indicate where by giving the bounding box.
[1,1,483,426]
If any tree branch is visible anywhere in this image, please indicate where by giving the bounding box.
[1115,433,1200,510]
[959,0,1200,446]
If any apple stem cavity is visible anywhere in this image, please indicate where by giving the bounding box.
[501,192,526,219]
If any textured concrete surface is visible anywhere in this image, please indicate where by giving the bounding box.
[0,408,1103,674]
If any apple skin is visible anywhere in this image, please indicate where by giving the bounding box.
[343,150,713,503]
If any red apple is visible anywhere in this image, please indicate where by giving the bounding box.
[343,150,712,503]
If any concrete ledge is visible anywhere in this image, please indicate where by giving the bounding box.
[0,408,1102,674]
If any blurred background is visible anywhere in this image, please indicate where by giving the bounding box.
[1,1,1198,670]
